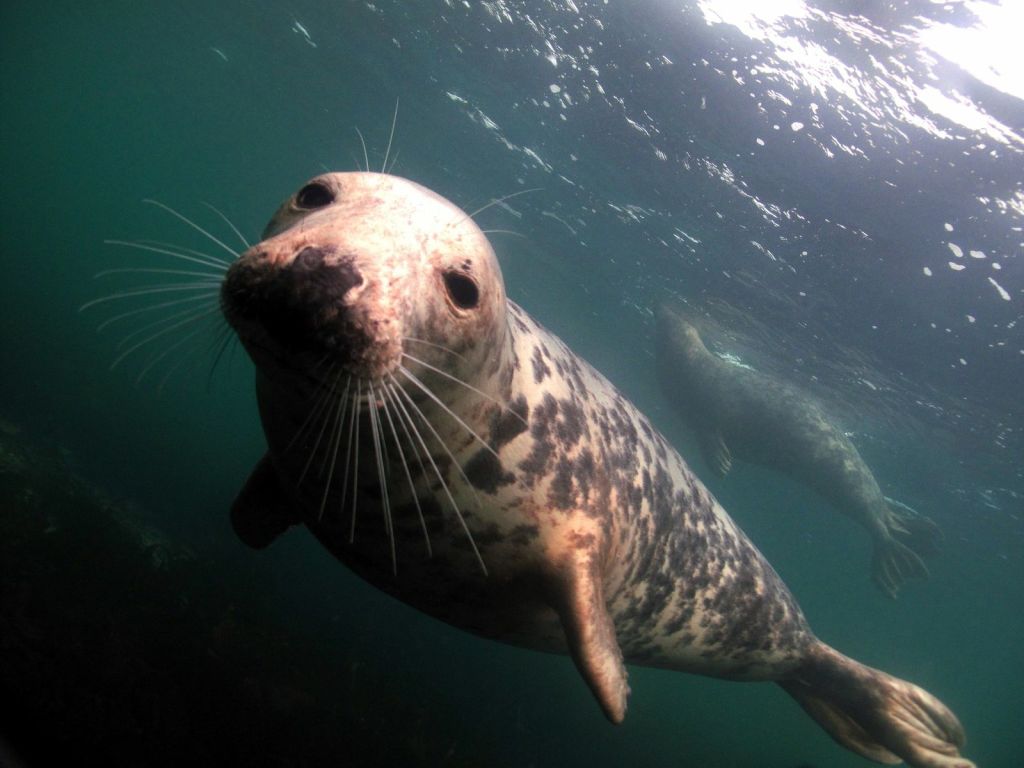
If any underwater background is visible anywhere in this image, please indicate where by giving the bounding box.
[1,1,1021,766]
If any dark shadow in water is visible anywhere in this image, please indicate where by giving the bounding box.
[0,421,495,767]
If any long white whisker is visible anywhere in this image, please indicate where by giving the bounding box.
[368,382,397,575]
[110,306,221,369]
[115,301,218,351]
[381,98,399,174]
[201,201,251,250]
[317,378,352,522]
[157,328,220,392]
[142,199,241,260]
[135,239,234,268]
[96,293,217,332]
[298,374,344,487]
[399,366,501,460]
[401,353,526,426]
[81,283,221,311]
[340,377,359,536]
[348,380,362,543]
[455,188,541,227]
[386,149,401,175]
[479,229,526,238]
[95,267,226,280]
[381,383,432,557]
[285,363,340,453]
[401,337,467,362]
[204,322,237,387]
[386,379,486,575]
[103,239,230,270]
[135,325,208,385]
[390,376,483,510]
[355,127,370,173]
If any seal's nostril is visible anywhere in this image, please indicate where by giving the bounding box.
[294,246,325,270]
[336,262,364,297]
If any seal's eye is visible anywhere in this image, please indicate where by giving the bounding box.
[295,182,334,210]
[443,271,480,310]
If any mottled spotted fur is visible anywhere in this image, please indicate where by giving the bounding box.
[222,172,973,768]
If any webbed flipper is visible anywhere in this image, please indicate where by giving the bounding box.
[698,427,733,478]
[230,454,300,549]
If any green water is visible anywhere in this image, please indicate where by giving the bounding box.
[2,2,1021,766]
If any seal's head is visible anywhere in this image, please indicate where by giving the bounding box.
[221,172,508,383]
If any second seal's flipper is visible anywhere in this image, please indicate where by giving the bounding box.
[871,499,944,597]
[230,454,301,549]
[780,643,974,768]
[886,497,943,559]
[554,549,630,724]
[871,536,930,599]
[698,428,733,478]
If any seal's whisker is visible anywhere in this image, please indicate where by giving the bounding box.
[380,383,432,557]
[200,202,250,250]
[205,321,238,387]
[80,283,222,311]
[158,328,223,393]
[316,377,352,523]
[348,380,362,543]
[110,306,221,370]
[135,325,209,385]
[479,229,527,238]
[454,188,541,227]
[368,382,397,575]
[386,379,487,575]
[114,301,219,353]
[95,267,226,280]
[401,353,527,426]
[401,337,467,362]
[399,366,503,459]
[134,239,233,265]
[142,199,241,260]
[386,149,401,175]
[285,362,341,453]
[390,377,482,510]
[340,376,358,536]
[319,378,351,479]
[103,239,230,271]
[355,127,370,174]
[298,373,344,487]
[96,293,217,332]
[381,98,399,174]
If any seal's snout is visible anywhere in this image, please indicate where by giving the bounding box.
[221,239,393,375]
[294,245,325,270]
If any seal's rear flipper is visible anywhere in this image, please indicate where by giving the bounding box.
[698,428,733,478]
[780,643,974,768]
[887,497,944,559]
[231,454,300,549]
[872,499,944,598]
[554,550,630,724]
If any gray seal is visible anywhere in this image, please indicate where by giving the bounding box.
[655,304,942,598]
[221,172,972,768]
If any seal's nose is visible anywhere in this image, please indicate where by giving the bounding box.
[294,245,325,270]
[290,246,364,298]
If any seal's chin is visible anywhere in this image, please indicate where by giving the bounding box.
[231,321,401,387]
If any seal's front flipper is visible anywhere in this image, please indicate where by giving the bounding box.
[554,550,630,724]
[231,454,300,549]
[699,428,733,478]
